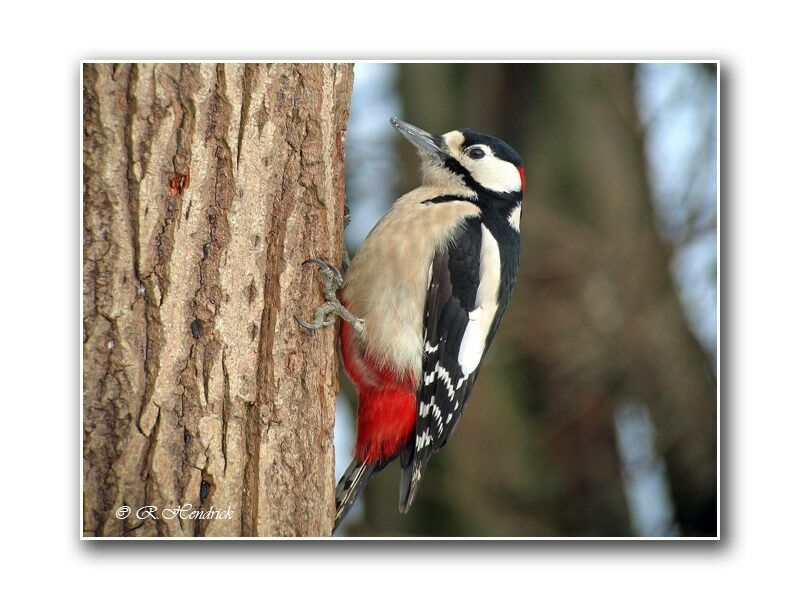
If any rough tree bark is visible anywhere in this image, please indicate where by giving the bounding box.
[83,63,353,537]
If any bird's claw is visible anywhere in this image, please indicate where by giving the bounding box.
[294,314,336,330]
[301,258,343,302]
[302,258,341,276]
[296,257,363,334]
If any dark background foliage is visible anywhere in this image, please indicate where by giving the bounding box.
[339,63,717,537]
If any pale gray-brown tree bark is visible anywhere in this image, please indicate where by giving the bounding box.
[83,63,353,536]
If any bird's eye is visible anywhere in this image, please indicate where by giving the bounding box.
[467,147,485,160]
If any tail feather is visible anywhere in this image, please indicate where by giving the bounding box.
[333,459,379,533]
[399,445,430,513]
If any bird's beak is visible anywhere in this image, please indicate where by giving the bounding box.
[390,117,447,160]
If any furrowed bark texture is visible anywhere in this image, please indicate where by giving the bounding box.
[83,63,353,537]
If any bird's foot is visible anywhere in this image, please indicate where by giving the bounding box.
[295,258,364,334]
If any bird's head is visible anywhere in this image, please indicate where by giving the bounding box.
[390,117,525,196]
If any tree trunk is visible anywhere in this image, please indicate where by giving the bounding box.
[82,63,353,537]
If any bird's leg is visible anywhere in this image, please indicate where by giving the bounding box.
[295,258,364,334]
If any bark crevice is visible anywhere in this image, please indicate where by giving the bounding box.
[83,62,353,537]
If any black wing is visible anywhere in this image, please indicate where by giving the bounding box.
[400,217,487,511]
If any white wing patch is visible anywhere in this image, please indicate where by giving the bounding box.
[508,204,521,232]
[458,312,486,375]
[457,224,501,376]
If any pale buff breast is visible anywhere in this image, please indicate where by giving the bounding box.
[342,186,480,380]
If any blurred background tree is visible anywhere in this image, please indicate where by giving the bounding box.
[338,63,717,537]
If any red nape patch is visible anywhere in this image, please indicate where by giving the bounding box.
[340,320,417,463]
[517,166,526,193]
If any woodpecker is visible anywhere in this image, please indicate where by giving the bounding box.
[296,117,524,533]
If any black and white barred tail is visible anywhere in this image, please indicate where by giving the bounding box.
[333,459,380,533]
[335,451,427,533]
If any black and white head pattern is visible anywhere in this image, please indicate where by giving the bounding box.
[419,128,525,199]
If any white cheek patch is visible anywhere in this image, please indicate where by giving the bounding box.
[457,225,501,376]
[470,154,523,193]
